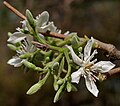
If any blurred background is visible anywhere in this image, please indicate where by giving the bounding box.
[0,0,120,106]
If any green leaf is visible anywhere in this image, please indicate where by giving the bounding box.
[27,71,50,95]
[66,82,72,92]
[53,82,66,103]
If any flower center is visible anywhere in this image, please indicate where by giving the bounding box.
[85,63,93,72]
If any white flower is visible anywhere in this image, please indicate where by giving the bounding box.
[7,39,36,67]
[36,11,57,33]
[7,32,33,44]
[66,37,115,97]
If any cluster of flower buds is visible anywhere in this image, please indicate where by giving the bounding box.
[7,10,115,103]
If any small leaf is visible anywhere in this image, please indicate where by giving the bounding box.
[53,82,66,103]
[66,82,72,92]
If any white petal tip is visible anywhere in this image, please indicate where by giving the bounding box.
[71,80,79,84]
[94,91,99,97]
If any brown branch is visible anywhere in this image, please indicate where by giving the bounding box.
[95,39,120,60]
[41,31,66,39]
[3,1,120,77]
[107,67,120,76]
[32,41,50,51]
[3,1,26,20]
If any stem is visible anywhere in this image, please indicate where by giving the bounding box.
[56,39,70,47]
[23,61,47,72]
[107,67,120,76]
[53,53,63,63]
[33,29,46,44]
[64,50,71,79]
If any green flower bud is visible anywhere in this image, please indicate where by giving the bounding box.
[19,53,31,59]
[78,47,82,53]
[54,81,59,91]
[66,82,72,92]
[51,62,59,71]
[53,82,66,103]
[26,82,42,95]
[23,61,36,70]
[7,44,17,51]
[8,32,12,37]
[45,57,50,63]
[71,36,79,49]
[26,9,35,28]
[57,79,64,85]
[27,71,50,95]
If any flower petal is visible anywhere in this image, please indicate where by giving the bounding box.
[7,32,26,43]
[71,68,83,84]
[38,22,57,32]
[7,57,23,67]
[66,45,82,65]
[93,61,115,73]
[85,75,99,97]
[36,11,49,27]
[84,37,94,61]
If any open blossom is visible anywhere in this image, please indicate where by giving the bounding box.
[7,39,36,67]
[7,31,33,44]
[66,37,115,97]
[36,11,57,33]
